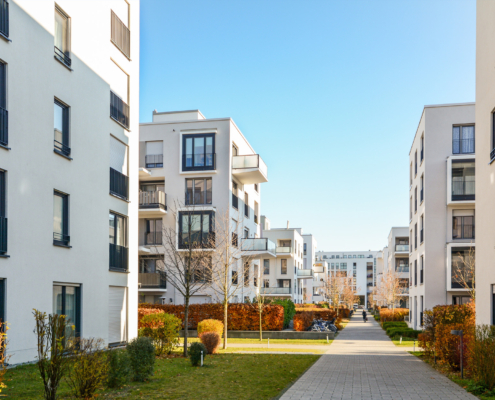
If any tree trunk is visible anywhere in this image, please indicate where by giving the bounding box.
[184,297,189,357]
[259,305,262,341]
[223,300,228,350]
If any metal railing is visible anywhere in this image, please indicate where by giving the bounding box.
[395,244,409,252]
[139,190,166,209]
[0,106,7,147]
[111,10,130,58]
[297,269,313,277]
[0,216,6,254]
[110,91,130,129]
[110,168,129,200]
[491,148,495,161]
[232,194,238,209]
[54,139,71,157]
[276,246,292,254]
[240,238,276,253]
[232,154,268,176]
[145,154,163,168]
[53,232,70,246]
[139,272,166,289]
[182,153,216,171]
[54,46,71,67]
[260,287,291,295]
[453,138,475,154]
[110,243,128,271]
[0,0,9,38]
[396,265,409,273]
[452,176,475,200]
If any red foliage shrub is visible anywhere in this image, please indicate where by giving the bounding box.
[293,309,341,331]
[199,332,221,354]
[379,308,409,322]
[138,303,284,331]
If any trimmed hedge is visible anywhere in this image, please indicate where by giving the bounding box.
[386,327,422,339]
[138,303,284,331]
[293,309,348,331]
[382,321,408,330]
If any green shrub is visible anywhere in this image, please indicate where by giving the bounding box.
[468,325,495,390]
[382,321,408,330]
[189,342,207,366]
[374,315,380,322]
[126,337,155,381]
[272,299,296,329]
[106,349,131,389]
[197,319,224,338]
[139,313,181,356]
[386,327,422,339]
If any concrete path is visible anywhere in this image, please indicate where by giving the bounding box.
[281,310,476,400]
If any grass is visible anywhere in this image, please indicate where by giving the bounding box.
[4,354,319,399]
[218,348,326,354]
[180,338,333,346]
[392,339,418,347]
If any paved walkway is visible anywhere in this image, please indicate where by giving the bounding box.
[280,310,476,400]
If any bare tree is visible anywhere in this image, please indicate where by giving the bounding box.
[323,271,347,315]
[253,281,271,341]
[452,245,475,302]
[376,267,407,312]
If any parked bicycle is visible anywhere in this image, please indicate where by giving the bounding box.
[307,318,338,333]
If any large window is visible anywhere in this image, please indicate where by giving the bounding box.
[178,211,214,249]
[0,0,8,38]
[453,214,475,239]
[139,256,164,273]
[452,159,475,201]
[281,259,287,274]
[263,259,270,275]
[145,219,162,245]
[54,5,71,67]
[451,247,474,289]
[414,259,417,286]
[186,178,212,205]
[110,136,129,200]
[243,262,250,287]
[145,141,163,168]
[182,134,215,171]
[420,255,424,284]
[244,192,249,218]
[232,181,238,209]
[53,285,80,337]
[109,212,128,271]
[0,170,5,255]
[54,99,70,157]
[453,125,475,154]
[53,191,69,246]
[0,61,6,147]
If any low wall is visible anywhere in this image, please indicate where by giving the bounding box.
[180,330,334,340]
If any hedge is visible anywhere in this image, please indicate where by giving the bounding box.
[382,321,408,330]
[293,309,349,331]
[386,327,422,339]
[379,308,409,322]
[138,303,284,331]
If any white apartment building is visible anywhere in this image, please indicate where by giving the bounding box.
[138,110,268,305]
[316,250,382,307]
[0,0,140,364]
[475,0,495,326]
[385,227,410,308]
[303,234,320,302]
[408,103,475,330]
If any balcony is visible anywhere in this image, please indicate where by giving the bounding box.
[0,0,9,38]
[110,91,130,130]
[145,154,163,168]
[396,265,409,273]
[313,266,324,273]
[240,238,276,257]
[111,10,130,59]
[297,269,313,279]
[0,216,6,255]
[110,168,129,200]
[276,246,292,255]
[395,244,409,252]
[260,287,291,295]
[139,272,167,290]
[232,154,268,184]
[139,190,167,218]
[0,107,7,147]
[109,243,128,271]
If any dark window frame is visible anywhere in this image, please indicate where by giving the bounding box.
[263,259,270,275]
[144,218,162,245]
[54,98,70,157]
[54,5,72,68]
[182,133,216,171]
[53,191,70,247]
[185,177,212,205]
[0,61,7,148]
[451,159,475,201]
[53,284,81,337]
[0,170,5,255]
[281,259,287,275]
[453,215,475,240]
[109,211,128,271]
[452,124,475,155]
[178,210,214,249]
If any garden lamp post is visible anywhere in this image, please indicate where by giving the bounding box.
[450,330,464,379]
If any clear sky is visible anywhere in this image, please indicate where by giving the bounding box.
[140,0,476,251]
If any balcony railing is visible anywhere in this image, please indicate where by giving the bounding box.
[232,194,238,209]
[139,272,167,289]
[54,139,71,157]
[313,266,324,273]
[178,232,215,250]
[110,168,129,200]
[491,148,495,162]
[395,244,409,252]
[110,243,128,271]
[240,238,276,253]
[453,139,475,155]
[54,46,71,68]
[232,154,267,175]
[260,287,291,295]
[0,0,9,38]
[297,269,313,277]
[0,216,6,255]
[182,153,216,171]
[111,10,130,58]
[452,176,475,201]
[396,265,409,273]
[0,106,7,147]
[145,154,163,168]
[53,232,70,246]
[276,246,292,254]
[139,190,166,210]
[110,91,130,129]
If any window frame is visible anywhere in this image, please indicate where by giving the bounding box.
[54,5,71,68]
[144,218,162,245]
[263,259,270,275]
[109,211,127,248]
[53,190,70,247]
[178,210,214,249]
[54,98,70,158]
[451,158,475,201]
[452,215,475,240]
[281,259,287,275]
[185,177,212,205]
[452,124,475,155]
[182,133,215,171]
[53,284,81,337]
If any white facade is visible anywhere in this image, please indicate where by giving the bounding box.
[0,0,140,364]
[138,110,268,305]
[408,103,475,330]
[384,227,410,308]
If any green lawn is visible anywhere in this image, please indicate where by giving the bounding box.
[392,340,418,347]
[180,338,333,346]
[4,354,319,399]
[218,347,326,354]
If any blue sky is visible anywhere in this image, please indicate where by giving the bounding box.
[140,0,476,251]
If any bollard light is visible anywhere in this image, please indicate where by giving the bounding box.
[400,336,402,345]
[326,334,329,344]
[451,330,464,379]
[201,350,203,367]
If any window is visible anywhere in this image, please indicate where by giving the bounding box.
[452,295,471,305]
[281,259,287,274]
[414,150,417,176]
[232,144,238,157]
[492,113,495,161]
[420,134,424,162]
[414,259,417,286]
[232,269,238,285]
[414,223,417,249]
[244,228,249,239]
[452,159,475,201]
[0,170,6,255]
[182,134,215,171]
[0,0,8,38]
[263,279,269,288]
[145,219,162,245]
[109,212,128,271]
[110,136,129,200]
[139,256,164,273]
[231,231,238,248]
[420,255,424,284]
[111,5,130,58]
[53,191,69,246]
[254,201,259,224]
[54,99,70,157]
[453,125,475,154]
[54,6,71,67]
[254,183,258,192]
[409,196,412,220]
[453,212,475,239]
[145,141,163,168]
[410,230,412,253]
[420,215,424,243]
[451,247,474,289]
[0,61,6,147]
[263,259,270,275]
[232,181,238,209]
[420,175,424,203]
[53,284,80,337]
[110,62,130,129]
[244,192,249,218]
[303,243,307,256]
[414,187,417,213]
[410,162,412,186]
[409,263,412,286]
[186,178,212,205]
[244,262,250,287]
[396,259,408,272]
[178,211,214,249]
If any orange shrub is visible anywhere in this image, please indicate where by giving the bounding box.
[199,332,221,354]
[379,308,409,322]
[197,319,224,338]
[138,303,284,331]
[293,309,340,331]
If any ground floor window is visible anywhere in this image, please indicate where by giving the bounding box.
[452,295,471,305]
[53,284,81,337]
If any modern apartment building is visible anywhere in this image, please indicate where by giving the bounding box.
[475,0,495,325]
[0,0,140,363]
[385,227,410,308]
[138,110,268,305]
[408,103,475,330]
